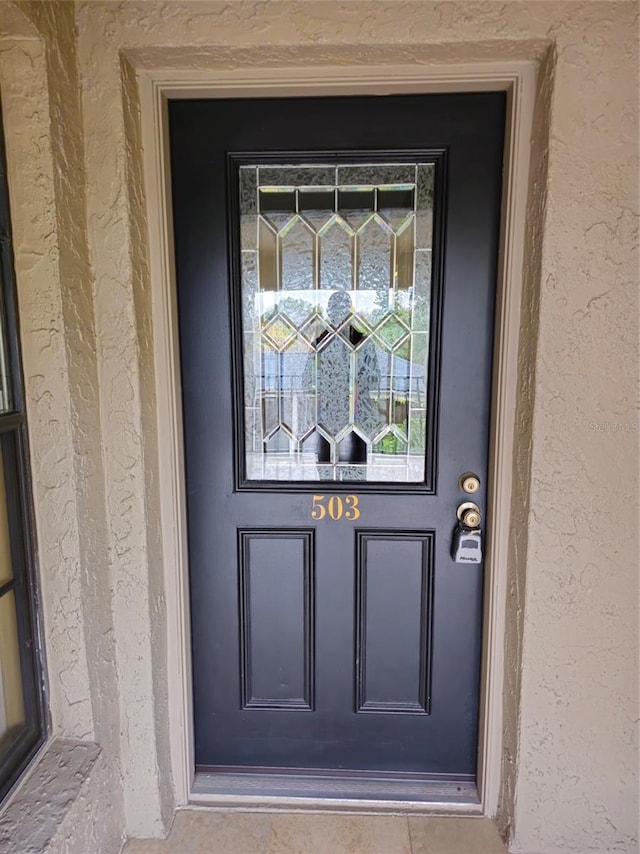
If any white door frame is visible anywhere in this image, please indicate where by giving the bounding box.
[136,58,537,815]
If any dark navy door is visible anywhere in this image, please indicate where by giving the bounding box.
[169,93,505,781]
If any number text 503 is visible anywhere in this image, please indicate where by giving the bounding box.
[310,494,360,521]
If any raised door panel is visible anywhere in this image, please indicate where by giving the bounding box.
[239,529,314,710]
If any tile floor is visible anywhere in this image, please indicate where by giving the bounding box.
[124,810,508,853]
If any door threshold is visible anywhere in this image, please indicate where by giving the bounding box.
[191,768,481,814]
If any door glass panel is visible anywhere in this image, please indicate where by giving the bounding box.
[0,267,12,413]
[0,449,12,587]
[0,591,26,750]
[239,162,434,483]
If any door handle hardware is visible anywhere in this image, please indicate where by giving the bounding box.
[459,473,480,494]
[452,502,483,563]
[456,501,481,528]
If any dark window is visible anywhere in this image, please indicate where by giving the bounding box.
[0,106,47,803]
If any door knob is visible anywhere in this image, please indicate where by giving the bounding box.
[452,502,483,563]
[457,501,481,528]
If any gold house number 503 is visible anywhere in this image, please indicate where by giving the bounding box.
[310,494,360,521]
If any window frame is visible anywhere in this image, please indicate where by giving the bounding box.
[0,106,48,804]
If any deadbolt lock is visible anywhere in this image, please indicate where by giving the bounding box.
[459,472,481,494]
[456,501,482,529]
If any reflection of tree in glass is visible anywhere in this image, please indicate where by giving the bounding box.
[260,296,314,330]
[276,296,315,327]
[359,292,430,368]
[372,286,390,322]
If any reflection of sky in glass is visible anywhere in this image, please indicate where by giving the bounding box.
[256,289,396,319]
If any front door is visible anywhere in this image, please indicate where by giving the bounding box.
[169,93,505,792]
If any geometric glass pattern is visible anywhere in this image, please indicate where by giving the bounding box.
[240,162,434,482]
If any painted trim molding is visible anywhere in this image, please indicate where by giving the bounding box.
[136,58,537,816]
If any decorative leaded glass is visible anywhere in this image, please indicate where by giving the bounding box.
[239,162,434,482]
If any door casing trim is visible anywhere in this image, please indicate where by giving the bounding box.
[135,58,537,816]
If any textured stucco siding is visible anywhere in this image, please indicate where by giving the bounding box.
[0,2,125,850]
[0,2,636,853]
[0,740,123,854]
[509,6,638,851]
[0,14,93,743]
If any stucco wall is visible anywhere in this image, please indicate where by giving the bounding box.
[0,4,92,745]
[0,2,125,851]
[0,2,637,853]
